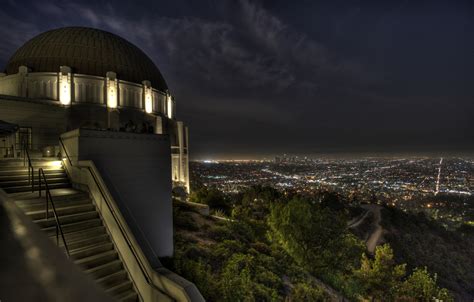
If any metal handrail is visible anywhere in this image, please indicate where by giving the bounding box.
[38,167,70,257]
[59,138,72,167]
[22,139,34,192]
[59,137,160,295]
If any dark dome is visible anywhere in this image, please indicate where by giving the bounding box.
[5,27,168,91]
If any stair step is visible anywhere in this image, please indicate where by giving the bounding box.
[0,177,69,188]
[15,192,89,208]
[4,182,71,193]
[85,259,123,279]
[117,290,138,302]
[0,168,64,177]
[71,242,114,260]
[25,204,95,220]
[105,280,133,296]
[17,198,91,213]
[43,218,102,235]
[96,270,128,289]
[0,172,66,181]
[35,211,99,228]
[0,160,62,168]
[75,250,118,270]
[59,226,107,241]
[64,232,109,251]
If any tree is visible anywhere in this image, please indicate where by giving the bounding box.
[354,244,406,301]
[172,256,220,301]
[268,197,364,274]
[396,267,453,302]
[189,186,230,214]
[219,253,256,302]
[218,250,281,301]
[233,186,281,220]
[317,190,346,211]
[289,282,330,301]
[172,186,187,200]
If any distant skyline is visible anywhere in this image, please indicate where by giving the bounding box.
[193,150,474,161]
[1,0,473,158]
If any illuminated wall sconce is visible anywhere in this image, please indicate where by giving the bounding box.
[106,71,118,109]
[145,88,153,113]
[143,80,153,113]
[59,66,72,105]
[167,94,173,119]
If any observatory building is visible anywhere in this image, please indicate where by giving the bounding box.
[0,26,189,192]
[0,27,200,302]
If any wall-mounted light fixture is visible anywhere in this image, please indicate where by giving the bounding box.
[59,66,72,105]
[143,80,153,113]
[145,87,153,113]
[167,94,173,119]
[106,72,118,109]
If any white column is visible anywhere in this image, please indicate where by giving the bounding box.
[106,71,118,108]
[18,65,29,98]
[167,94,173,119]
[59,66,72,105]
[142,80,153,113]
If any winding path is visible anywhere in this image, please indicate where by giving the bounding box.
[347,209,371,228]
[361,204,383,254]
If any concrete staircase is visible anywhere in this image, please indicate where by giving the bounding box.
[1,158,138,301]
[0,158,70,193]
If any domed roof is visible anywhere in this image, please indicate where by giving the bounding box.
[5,27,168,91]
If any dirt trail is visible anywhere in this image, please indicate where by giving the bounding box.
[347,209,370,228]
[361,204,383,254]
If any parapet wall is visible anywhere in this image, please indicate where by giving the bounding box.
[61,128,173,259]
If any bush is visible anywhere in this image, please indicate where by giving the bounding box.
[189,187,231,214]
[397,267,453,302]
[290,282,331,302]
[173,256,220,301]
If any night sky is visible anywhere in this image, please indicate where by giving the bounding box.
[1,0,473,158]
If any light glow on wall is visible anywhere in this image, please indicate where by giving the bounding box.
[145,87,153,113]
[107,78,118,109]
[59,74,71,105]
[46,160,62,168]
[167,95,173,119]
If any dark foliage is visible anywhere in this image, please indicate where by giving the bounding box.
[381,206,474,300]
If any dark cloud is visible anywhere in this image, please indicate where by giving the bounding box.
[0,0,473,158]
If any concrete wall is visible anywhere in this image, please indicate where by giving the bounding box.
[74,74,105,104]
[62,129,173,260]
[0,96,66,150]
[0,71,59,100]
[0,73,23,96]
[67,103,108,130]
[27,73,58,100]
[0,71,170,116]
[152,89,167,114]
[119,81,143,109]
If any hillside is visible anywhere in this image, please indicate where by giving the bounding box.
[380,206,474,301]
[163,187,455,301]
[164,200,339,301]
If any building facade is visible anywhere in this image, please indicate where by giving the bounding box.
[0,26,190,192]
